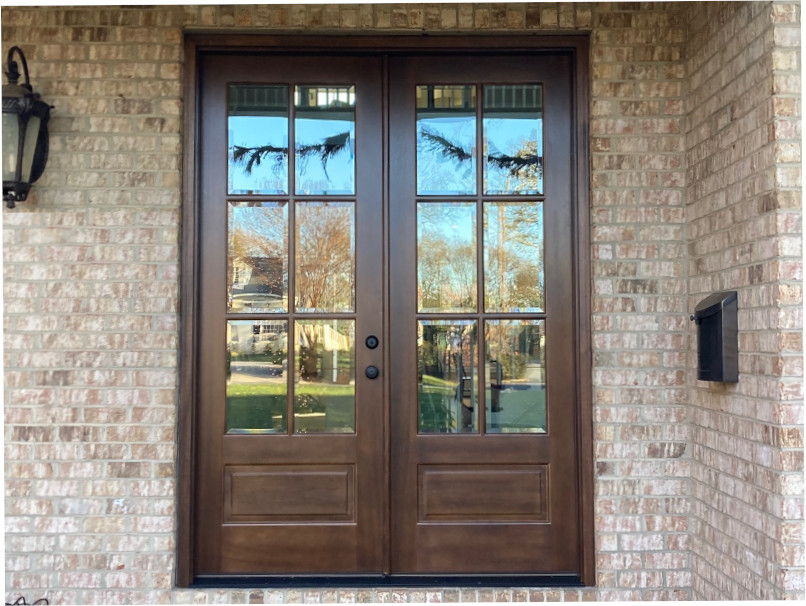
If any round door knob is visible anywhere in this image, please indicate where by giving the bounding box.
[365,365,380,379]
[365,335,379,349]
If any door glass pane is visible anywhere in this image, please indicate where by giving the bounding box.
[2,113,19,181]
[295,86,356,195]
[295,202,355,312]
[417,202,477,312]
[416,85,476,195]
[228,84,289,195]
[484,202,544,312]
[226,320,288,434]
[21,116,41,182]
[228,202,289,313]
[418,321,478,433]
[483,85,543,194]
[485,320,546,433]
[294,320,355,433]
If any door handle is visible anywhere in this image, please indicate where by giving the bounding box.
[365,365,380,379]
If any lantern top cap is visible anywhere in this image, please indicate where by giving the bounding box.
[3,81,34,100]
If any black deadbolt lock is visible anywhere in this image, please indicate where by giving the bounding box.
[365,365,380,379]
[365,335,379,349]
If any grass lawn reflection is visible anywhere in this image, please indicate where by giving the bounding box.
[227,382,354,434]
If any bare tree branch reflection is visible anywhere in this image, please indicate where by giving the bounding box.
[231,131,351,179]
[418,203,476,311]
[485,203,544,311]
[296,203,354,312]
[419,126,542,177]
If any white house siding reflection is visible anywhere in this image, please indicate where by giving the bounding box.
[228,201,289,313]
[226,320,288,433]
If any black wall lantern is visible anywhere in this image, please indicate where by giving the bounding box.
[3,46,52,209]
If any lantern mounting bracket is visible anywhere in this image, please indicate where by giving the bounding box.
[6,46,32,92]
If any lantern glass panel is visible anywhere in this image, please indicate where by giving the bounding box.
[21,116,40,182]
[2,113,19,181]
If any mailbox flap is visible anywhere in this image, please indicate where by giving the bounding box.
[694,290,737,320]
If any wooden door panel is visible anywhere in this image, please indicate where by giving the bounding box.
[389,54,580,575]
[418,464,548,522]
[195,53,385,576]
[224,464,355,522]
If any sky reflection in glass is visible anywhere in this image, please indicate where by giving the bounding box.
[483,85,543,195]
[228,85,289,195]
[416,85,477,195]
[295,86,356,195]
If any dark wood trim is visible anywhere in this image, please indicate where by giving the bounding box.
[178,32,594,589]
[571,36,595,589]
[185,32,591,54]
[177,34,200,588]
[381,53,392,576]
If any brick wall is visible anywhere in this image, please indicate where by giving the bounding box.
[589,3,691,600]
[684,1,803,600]
[1,3,801,604]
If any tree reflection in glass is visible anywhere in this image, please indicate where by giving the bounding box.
[416,85,477,195]
[228,202,288,313]
[296,202,355,312]
[417,202,477,313]
[484,202,544,313]
[418,320,478,433]
[483,85,543,195]
[485,320,546,433]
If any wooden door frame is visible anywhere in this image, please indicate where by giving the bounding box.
[178,33,593,588]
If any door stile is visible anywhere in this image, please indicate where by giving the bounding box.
[472,78,486,436]
[286,83,297,436]
[388,63,418,569]
[542,54,580,572]
[381,53,392,576]
[353,66,386,568]
[195,58,227,572]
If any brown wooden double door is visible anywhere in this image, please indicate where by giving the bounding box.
[194,51,582,580]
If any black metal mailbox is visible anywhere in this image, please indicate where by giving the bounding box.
[691,291,738,382]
